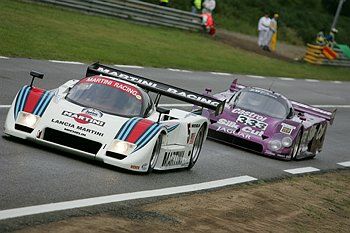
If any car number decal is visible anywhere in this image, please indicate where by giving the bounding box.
[236,115,267,130]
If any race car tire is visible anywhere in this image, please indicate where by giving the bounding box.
[147,134,162,173]
[290,130,302,160]
[187,124,206,169]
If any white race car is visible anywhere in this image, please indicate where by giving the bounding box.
[4,63,224,173]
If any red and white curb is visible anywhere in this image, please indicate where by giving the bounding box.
[0,175,257,220]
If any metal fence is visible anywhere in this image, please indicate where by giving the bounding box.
[34,0,203,31]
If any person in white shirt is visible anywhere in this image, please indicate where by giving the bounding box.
[202,0,216,13]
[258,13,271,51]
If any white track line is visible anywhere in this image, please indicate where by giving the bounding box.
[284,167,320,174]
[167,68,191,73]
[114,65,144,69]
[49,60,84,65]
[0,56,9,59]
[278,77,295,81]
[247,75,265,79]
[0,105,11,108]
[211,72,232,76]
[337,161,350,167]
[0,175,257,220]
[305,79,320,82]
[332,81,343,84]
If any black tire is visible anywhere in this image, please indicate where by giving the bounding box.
[147,135,162,174]
[290,130,302,160]
[187,124,206,169]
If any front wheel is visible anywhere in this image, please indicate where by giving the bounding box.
[290,130,302,160]
[187,124,206,169]
[147,135,162,173]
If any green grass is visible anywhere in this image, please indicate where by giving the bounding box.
[0,0,349,81]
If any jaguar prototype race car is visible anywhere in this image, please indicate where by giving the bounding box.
[4,63,224,173]
[195,79,336,160]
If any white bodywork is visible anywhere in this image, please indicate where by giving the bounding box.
[4,79,209,172]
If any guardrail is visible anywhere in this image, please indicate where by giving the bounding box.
[34,0,203,31]
[304,43,350,67]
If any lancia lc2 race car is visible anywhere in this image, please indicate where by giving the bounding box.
[194,79,336,160]
[4,63,224,173]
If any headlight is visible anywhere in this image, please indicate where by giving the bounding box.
[17,112,40,128]
[282,137,293,147]
[107,140,136,156]
[268,140,282,152]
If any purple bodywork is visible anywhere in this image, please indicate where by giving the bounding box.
[197,79,336,160]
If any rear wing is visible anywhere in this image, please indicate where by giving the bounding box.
[291,101,336,125]
[86,63,225,115]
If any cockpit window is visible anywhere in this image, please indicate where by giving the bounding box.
[66,76,146,117]
[234,90,289,119]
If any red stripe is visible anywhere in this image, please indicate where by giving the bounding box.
[126,119,154,143]
[23,88,45,113]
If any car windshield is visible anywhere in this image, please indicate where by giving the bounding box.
[235,90,288,119]
[66,76,144,117]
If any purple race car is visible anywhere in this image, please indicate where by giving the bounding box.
[195,79,336,160]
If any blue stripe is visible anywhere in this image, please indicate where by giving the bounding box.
[135,124,159,145]
[116,118,137,140]
[135,125,162,151]
[17,86,31,118]
[14,87,27,119]
[120,118,142,141]
[33,91,49,115]
[166,124,179,133]
[37,92,54,116]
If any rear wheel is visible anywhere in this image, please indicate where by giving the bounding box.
[187,125,206,169]
[147,135,162,173]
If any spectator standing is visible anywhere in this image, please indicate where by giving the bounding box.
[325,28,338,48]
[269,13,279,52]
[257,13,271,51]
[192,0,202,14]
[202,0,216,13]
[159,0,168,7]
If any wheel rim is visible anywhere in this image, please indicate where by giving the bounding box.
[150,136,161,168]
[192,127,205,162]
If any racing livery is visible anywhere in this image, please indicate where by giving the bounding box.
[195,79,336,160]
[4,63,224,173]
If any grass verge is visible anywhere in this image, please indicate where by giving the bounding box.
[0,0,349,81]
[11,169,350,233]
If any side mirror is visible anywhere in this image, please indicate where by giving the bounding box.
[156,107,170,122]
[29,70,44,87]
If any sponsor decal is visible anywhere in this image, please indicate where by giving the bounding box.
[82,108,103,118]
[82,76,142,100]
[191,123,200,128]
[164,123,179,133]
[217,118,239,129]
[162,151,185,167]
[216,126,251,139]
[249,88,278,98]
[130,165,140,170]
[236,115,268,130]
[241,126,264,137]
[166,88,220,106]
[280,123,296,135]
[96,67,158,88]
[62,111,105,126]
[51,119,104,137]
[232,108,267,121]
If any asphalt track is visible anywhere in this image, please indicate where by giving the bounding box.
[0,58,349,222]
